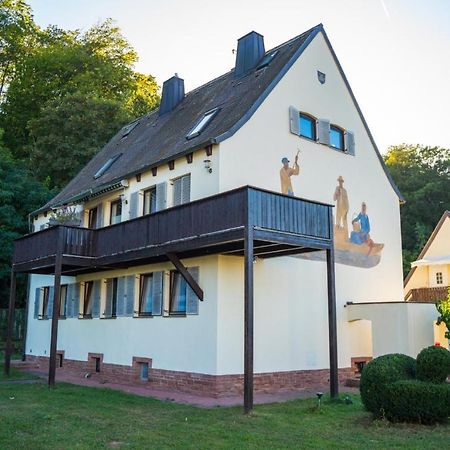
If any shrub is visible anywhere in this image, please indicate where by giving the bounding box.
[416,345,450,383]
[360,353,416,417]
[383,380,450,424]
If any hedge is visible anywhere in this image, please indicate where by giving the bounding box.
[416,345,450,383]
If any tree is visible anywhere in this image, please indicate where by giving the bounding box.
[0,17,159,158]
[0,132,53,308]
[384,144,450,276]
[28,94,132,188]
[436,287,450,340]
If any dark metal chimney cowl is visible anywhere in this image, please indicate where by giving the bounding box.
[234,31,265,77]
[159,75,185,116]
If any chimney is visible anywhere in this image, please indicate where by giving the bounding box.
[234,31,265,77]
[158,74,185,116]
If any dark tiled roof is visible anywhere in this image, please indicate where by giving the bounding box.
[44,25,321,209]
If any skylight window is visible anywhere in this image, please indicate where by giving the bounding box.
[256,50,279,70]
[121,121,139,139]
[93,153,123,179]
[186,108,219,140]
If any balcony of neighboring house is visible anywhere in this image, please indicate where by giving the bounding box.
[405,286,449,303]
[12,185,334,276]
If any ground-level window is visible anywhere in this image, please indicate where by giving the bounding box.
[169,271,187,315]
[299,113,316,140]
[330,125,344,150]
[436,272,443,285]
[143,187,157,215]
[110,199,122,225]
[40,286,50,318]
[139,274,153,316]
[105,278,118,318]
[139,362,149,381]
[59,285,67,318]
[83,281,94,318]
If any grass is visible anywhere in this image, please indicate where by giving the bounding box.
[0,348,39,382]
[0,382,448,449]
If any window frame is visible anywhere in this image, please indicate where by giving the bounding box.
[299,112,317,141]
[143,187,157,216]
[329,125,345,151]
[436,272,443,285]
[169,270,188,316]
[110,199,122,225]
[59,284,68,318]
[83,281,94,319]
[138,273,154,317]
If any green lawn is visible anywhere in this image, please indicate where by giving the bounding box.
[0,382,448,449]
[0,349,39,382]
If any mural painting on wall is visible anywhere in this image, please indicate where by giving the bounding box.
[284,167,384,268]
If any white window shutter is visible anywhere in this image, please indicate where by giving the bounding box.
[186,266,200,315]
[155,182,167,211]
[129,192,139,219]
[289,106,300,136]
[152,271,163,316]
[181,175,191,204]
[345,131,355,156]
[317,119,330,145]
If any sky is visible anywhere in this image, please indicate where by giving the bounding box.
[28,0,450,153]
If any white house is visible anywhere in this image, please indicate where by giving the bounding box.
[6,24,411,409]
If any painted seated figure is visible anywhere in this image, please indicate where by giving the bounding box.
[350,202,375,254]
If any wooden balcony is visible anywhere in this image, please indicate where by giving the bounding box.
[405,286,449,303]
[12,186,333,275]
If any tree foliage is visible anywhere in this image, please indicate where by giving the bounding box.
[436,287,450,340]
[384,144,450,276]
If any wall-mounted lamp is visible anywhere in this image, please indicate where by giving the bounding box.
[204,159,212,173]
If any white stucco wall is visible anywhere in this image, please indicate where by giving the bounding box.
[26,256,219,373]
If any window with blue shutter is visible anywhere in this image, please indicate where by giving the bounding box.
[139,274,154,316]
[152,271,164,316]
[46,286,54,319]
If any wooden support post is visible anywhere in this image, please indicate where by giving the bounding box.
[48,227,64,388]
[4,270,17,376]
[244,224,254,413]
[326,212,339,398]
[166,253,204,301]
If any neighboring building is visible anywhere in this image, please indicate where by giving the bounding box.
[9,25,408,404]
[404,211,450,347]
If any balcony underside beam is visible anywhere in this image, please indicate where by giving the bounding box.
[166,252,204,301]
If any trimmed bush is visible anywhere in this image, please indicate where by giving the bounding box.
[383,380,450,424]
[416,346,450,383]
[360,353,416,417]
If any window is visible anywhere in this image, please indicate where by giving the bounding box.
[93,154,122,179]
[110,199,122,225]
[299,113,316,140]
[169,271,187,315]
[59,285,67,318]
[256,50,278,70]
[139,274,154,316]
[330,126,344,150]
[121,121,139,139]
[83,281,94,318]
[172,174,191,207]
[40,287,50,318]
[139,362,149,381]
[105,278,118,318]
[88,207,98,229]
[436,272,443,285]
[186,108,219,139]
[143,187,157,215]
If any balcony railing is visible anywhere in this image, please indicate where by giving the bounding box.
[12,186,332,273]
[406,286,449,303]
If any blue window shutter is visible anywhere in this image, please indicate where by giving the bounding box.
[152,271,163,316]
[345,131,355,156]
[34,288,40,319]
[92,280,101,318]
[318,119,330,145]
[289,106,300,136]
[96,204,104,228]
[104,279,113,317]
[129,192,139,220]
[173,178,182,206]
[125,275,135,316]
[74,283,80,318]
[47,286,54,319]
[186,267,200,315]
[181,175,191,204]
[155,182,167,211]
[116,277,126,316]
[66,284,73,318]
